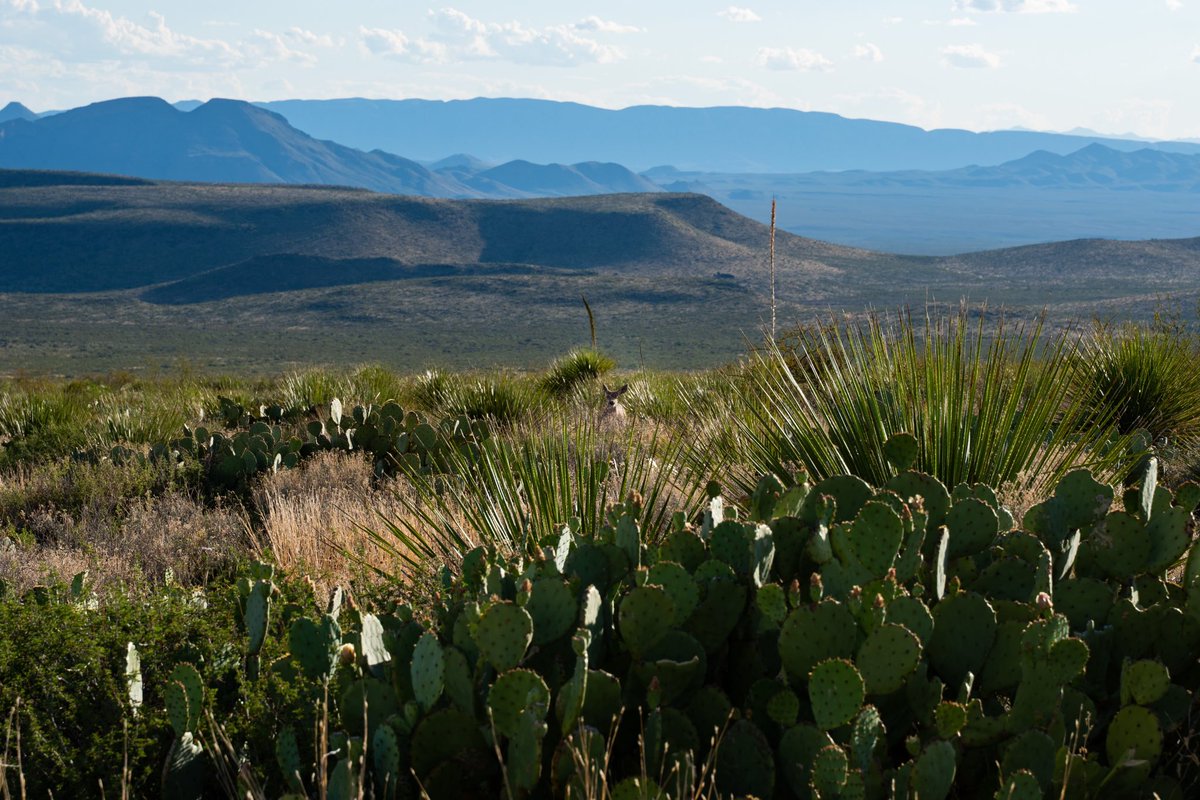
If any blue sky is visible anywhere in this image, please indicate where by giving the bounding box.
[2,0,1198,139]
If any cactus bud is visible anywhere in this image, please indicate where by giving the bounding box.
[808,573,824,603]
[337,643,356,665]
[886,567,897,582]
[1036,591,1053,611]
[850,585,863,600]
[789,578,802,607]
[873,593,885,609]
[628,490,644,509]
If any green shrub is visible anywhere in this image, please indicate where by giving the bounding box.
[539,349,616,399]
[441,374,541,424]
[1074,323,1200,443]
[728,310,1138,493]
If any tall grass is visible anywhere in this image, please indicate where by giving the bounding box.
[725,309,1138,493]
[539,349,616,399]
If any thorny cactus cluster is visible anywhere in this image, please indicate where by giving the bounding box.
[102,397,491,490]
[155,433,1200,799]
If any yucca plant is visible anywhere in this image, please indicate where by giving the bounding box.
[724,309,1138,493]
[441,374,543,425]
[362,418,706,571]
[539,348,616,399]
[1073,322,1200,443]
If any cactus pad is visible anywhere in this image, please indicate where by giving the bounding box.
[475,601,533,671]
[508,707,548,794]
[275,726,304,793]
[886,471,951,531]
[946,498,999,559]
[410,708,488,778]
[850,501,904,577]
[779,600,858,684]
[1053,577,1114,629]
[809,658,866,730]
[714,719,775,800]
[526,578,577,645]
[767,688,801,727]
[811,743,849,798]
[857,623,921,695]
[1091,512,1152,578]
[851,705,883,773]
[647,561,699,625]
[1105,705,1163,768]
[914,740,957,800]
[657,529,707,572]
[245,579,270,656]
[756,583,788,625]
[935,701,968,739]
[647,707,700,778]
[619,585,675,658]
[1000,730,1055,793]
[994,770,1042,800]
[685,578,745,653]
[779,723,835,796]
[488,668,550,739]
[1122,660,1171,706]
[929,592,997,688]
[887,596,934,644]
[686,686,733,745]
[411,631,445,711]
[289,617,337,681]
[711,521,751,574]
[372,724,402,798]
[884,432,919,471]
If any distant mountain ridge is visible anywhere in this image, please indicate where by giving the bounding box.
[0,98,658,199]
[3,169,1199,372]
[257,97,1200,172]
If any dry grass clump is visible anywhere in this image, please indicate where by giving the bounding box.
[249,451,417,593]
[0,490,243,593]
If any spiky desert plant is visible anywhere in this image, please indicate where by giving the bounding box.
[1073,322,1200,443]
[726,308,1137,492]
[539,349,616,400]
[362,418,706,570]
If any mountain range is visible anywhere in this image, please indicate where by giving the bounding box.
[257,97,1200,173]
[1,96,1196,255]
[0,98,656,199]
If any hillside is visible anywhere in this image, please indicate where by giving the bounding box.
[1,171,1198,373]
[258,97,1200,173]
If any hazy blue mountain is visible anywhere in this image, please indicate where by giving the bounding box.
[460,160,661,198]
[642,145,1200,254]
[0,97,674,199]
[0,102,35,123]
[257,97,1200,172]
[0,97,471,195]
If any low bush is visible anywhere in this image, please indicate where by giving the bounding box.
[539,349,616,399]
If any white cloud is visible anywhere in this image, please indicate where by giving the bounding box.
[1192,44,1200,63]
[358,26,445,62]
[422,8,625,66]
[940,43,1002,68]
[953,0,1076,13]
[718,6,761,22]
[948,17,978,26]
[1167,0,1183,8]
[755,46,832,71]
[883,16,904,24]
[701,54,723,63]
[284,27,337,48]
[573,16,641,34]
[852,43,883,62]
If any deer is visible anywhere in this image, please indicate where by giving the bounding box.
[599,384,629,427]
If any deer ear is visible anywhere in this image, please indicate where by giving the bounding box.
[602,384,610,393]
[618,384,629,395]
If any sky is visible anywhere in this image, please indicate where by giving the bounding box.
[2,1,1199,140]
